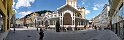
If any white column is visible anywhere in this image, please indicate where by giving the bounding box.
[72,13,75,31]
[59,13,61,26]
[48,20,50,26]
[55,20,56,26]
[74,19,75,26]
[74,13,75,27]
[62,12,64,27]
[71,17,73,25]
[60,17,61,26]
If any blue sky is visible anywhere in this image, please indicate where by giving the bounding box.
[13,0,108,20]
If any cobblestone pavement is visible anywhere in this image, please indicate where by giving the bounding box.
[43,30,120,40]
[6,27,120,40]
[6,27,40,40]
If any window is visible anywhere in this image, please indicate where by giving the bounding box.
[53,21,54,25]
[61,13,62,16]
[55,15,56,17]
[61,20,62,25]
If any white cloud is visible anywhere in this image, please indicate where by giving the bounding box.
[81,1,85,5]
[18,11,32,18]
[93,7,98,10]
[15,0,35,9]
[92,16,96,19]
[13,9,17,13]
[85,10,90,15]
[92,3,104,10]
[81,0,85,6]
[12,1,15,9]
[12,0,17,14]
[95,4,104,8]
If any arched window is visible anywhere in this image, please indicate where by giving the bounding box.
[63,13,72,25]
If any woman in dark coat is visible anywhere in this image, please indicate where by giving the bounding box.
[39,28,44,40]
[94,26,97,30]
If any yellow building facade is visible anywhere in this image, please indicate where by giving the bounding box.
[0,0,13,32]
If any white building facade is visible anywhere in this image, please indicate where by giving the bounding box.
[92,4,110,29]
[100,4,110,28]
[42,0,89,30]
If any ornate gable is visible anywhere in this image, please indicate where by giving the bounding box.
[57,4,79,13]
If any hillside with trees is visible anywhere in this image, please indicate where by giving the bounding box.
[24,10,53,18]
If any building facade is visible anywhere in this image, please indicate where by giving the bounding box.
[109,0,124,39]
[92,15,100,28]
[23,13,39,27]
[100,4,110,29]
[92,4,110,29]
[17,12,44,28]
[43,0,89,30]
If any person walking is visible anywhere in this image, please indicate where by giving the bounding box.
[94,26,97,30]
[39,28,44,40]
[26,24,29,28]
[84,25,87,30]
[1,25,3,32]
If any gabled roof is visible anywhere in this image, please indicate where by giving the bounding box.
[57,4,79,12]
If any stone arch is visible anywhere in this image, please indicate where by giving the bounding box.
[0,10,4,32]
[63,10,73,17]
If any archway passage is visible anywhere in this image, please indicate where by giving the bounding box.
[63,13,72,25]
[0,11,4,32]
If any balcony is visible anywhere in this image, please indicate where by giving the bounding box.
[109,0,123,17]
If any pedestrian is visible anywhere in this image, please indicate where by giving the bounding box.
[1,25,3,32]
[62,27,66,32]
[94,26,97,30]
[84,25,87,30]
[39,28,44,40]
[26,24,28,28]
[99,26,101,30]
